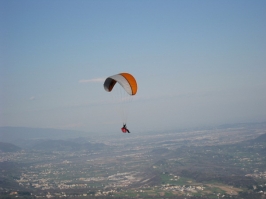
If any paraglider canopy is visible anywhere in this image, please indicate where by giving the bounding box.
[103,73,137,95]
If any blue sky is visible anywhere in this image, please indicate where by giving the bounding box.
[1,0,266,134]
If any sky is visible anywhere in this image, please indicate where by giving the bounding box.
[1,0,266,134]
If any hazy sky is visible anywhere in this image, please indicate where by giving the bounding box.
[1,0,266,134]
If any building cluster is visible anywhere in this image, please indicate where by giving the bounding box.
[245,171,266,179]
[161,184,204,192]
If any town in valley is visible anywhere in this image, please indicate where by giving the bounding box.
[1,123,266,199]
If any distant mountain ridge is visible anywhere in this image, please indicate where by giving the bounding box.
[0,127,89,147]
[0,142,21,152]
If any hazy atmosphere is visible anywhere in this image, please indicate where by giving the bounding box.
[1,0,266,134]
